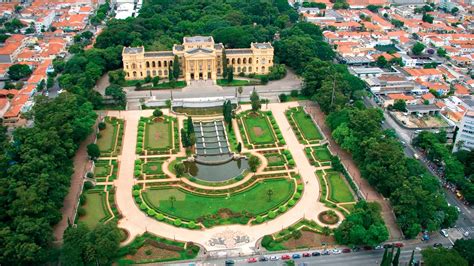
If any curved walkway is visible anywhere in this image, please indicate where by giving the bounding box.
[108,102,341,255]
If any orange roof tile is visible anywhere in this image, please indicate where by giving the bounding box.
[422,93,435,100]
[387,93,415,101]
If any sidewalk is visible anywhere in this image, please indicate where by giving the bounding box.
[304,101,403,240]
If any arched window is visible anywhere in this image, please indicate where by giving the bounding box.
[256,67,259,72]
[269,60,272,64]
[249,58,252,64]
[127,72,130,77]
[249,67,252,72]
[169,60,173,66]
[164,61,167,67]
[158,70,162,76]
[132,63,136,69]
[146,70,150,76]
[146,61,150,68]
[140,71,143,77]
[164,69,168,75]
[242,67,246,72]
[152,70,156,76]
[152,61,156,68]
[237,58,241,64]
[226,59,230,64]
[158,61,162,67]
[262,66,265,72]
[133,71,137,77]
[237,67,241,72]
[126,64,129,69]
[232,58,235,64]
[243,58,247,64]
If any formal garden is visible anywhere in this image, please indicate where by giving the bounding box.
[93,159,118,182]
[316,169,356,216]
[77,183,114,229]
[136,115,179,155]
[237,110,285,149]
[286,107,323,145]
[134,157,168,180]
[305,145,332,167]
[96,116,124,156]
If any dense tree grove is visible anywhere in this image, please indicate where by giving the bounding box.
[414,131,474,204]
[334,201,389,246]
[325,108,457,238]
[421,247,468,266]
[0,94,97,264]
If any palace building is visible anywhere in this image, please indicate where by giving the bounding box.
[122,36,274,84]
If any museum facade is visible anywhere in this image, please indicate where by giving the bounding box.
[122,36,274,83]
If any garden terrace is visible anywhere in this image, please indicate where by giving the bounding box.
[304,145,332,167]
[259,149,296,172]
[286,107,323,145]
[116,233,200,264]
[316,169,356,216]
[136,115,179,155]
[261,219,335,252]
[93,159,118,182]
[78,189,113,229]
[237,110,285,149]
[137,177,300,228]
[135,157,168,180]
[96,116,124,156]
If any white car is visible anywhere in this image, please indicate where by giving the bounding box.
[269,256,279,261]
[331,249,342,254]
[440,229,449,237]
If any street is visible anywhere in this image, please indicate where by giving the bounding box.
[169,235,453,266]
[363,96,474,231]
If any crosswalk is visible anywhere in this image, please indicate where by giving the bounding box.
[453,226,474,238]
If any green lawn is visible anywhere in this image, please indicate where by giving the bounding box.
[327,172,354,203]
[265,153,285,166]
[145,121,171,150]
[143,179,294,220]
[313,146,331,162]
[293,110,322,140]
[217,79,250,86]
[143,161,164,175]
[96,121,118,153]
[94,164,110,177]
[79,191,109,228]
[242,114,275,144]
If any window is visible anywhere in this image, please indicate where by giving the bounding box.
[249,58,252,64]
[164,61,167,67]
[158,70,162,76]
[146,61,150,68]
[158,61,162,67]
[152,61,156,68]
[164,70,168,75]
[237,67,241,72]
[249,67,252,72]
[243,58,247,64]
[242,67,246,72]
[133,71,137,77]
[152,70,156,76]
[146,70,150,76]
[169,60,173,66]
[126,64,129,69]
[232,58,235,64]
[132,63,136,69]
[237,58,241,64]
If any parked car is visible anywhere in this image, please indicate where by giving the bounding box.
[441,229,449,237]
[322,250,331,255]
[433,243,443,248]
[312,251,321,256]
[281,254,291,260]
[363,246,373,251]
[292,254,301,259]
[332,249,342,255]
[394,243,404,248]
[383,244,393,249]
[225,260,235,265]
[342,248,351,253]
[269,255,279,261]
[302,252,311,257]
[352,247,361,252]
[258,256,268,262]
[247,258,257,263]
[374,245,383,250]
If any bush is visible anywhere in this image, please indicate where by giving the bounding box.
[77,207,86,217]
[174,219,182,226]
[188,221,196,229]
[153,109,163,117]
[86,172,94,178]
[132,190,140,197]
[147,209,156,216]
[260,75,269,84]
[79,194,86,206]
[134,170,141,177]
[84,181,94,190]
[267,211,276,219]
[279,205,287,213]
[290,90,299,97]
[255,215,264,223]
[155,213,164,221]
[297,184,303,192]
[288,159,295,166]
[139,203,147,210]
[288,199,296,206]
[136,148,143,154]
[294,192,301,199]
[135,159,141,165]
[98,122,106,130]
[280,140,286,145]
[279,93,288,102]
[261,235,273,248]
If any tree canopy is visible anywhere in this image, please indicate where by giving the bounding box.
[8,64,32,80]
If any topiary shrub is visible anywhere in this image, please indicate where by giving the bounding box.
[293,192,301,200]
[83,181,94,190]
[174,219,182,226]
[98,122,106,130]
[139,203,147,210]
[288,159,295,166]
[255,215,264,223]
[86,172,94,178]
[134,170,141,177]
[267,210,276,219]
[132,190,140,197]
[155,213,164,221]
[147,209,156,216]
[297,184,303,192]
[288,199,296,206]
[279,205,287,213]
[77,207,86,217]
[188,221,196,229]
